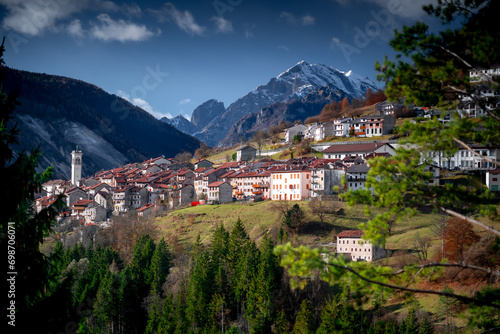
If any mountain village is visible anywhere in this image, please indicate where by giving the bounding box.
[35,91,500,262]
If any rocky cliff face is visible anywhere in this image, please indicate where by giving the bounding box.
[162,115,199,135]
[194,61,377,147]
[190,99,225,130]
[162,99,225,137]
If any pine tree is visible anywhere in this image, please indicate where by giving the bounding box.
[186,250,215,330]
[273,309,288,334]
[402,304,420,334]
[145,294,168,334]
[0,37,70,331]
[211,223,229,268]
[158,295,175,334]
[148,238,173,295]
[292,300,314,334]
[93,270,121,333]
[316,297,340,334]
[228,218,250,268]
[173,280,189,334]
[247,234,282,333]
[418,315,434,334]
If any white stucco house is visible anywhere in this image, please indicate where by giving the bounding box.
[336,230,385,262]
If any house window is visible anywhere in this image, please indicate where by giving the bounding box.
[493,178,498,181]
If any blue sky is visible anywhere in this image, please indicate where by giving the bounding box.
[0,0,437,120]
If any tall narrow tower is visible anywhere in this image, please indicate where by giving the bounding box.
[71,147,83,186]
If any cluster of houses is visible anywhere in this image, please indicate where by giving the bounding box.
[35,137,500,230]
[284,114,396,143]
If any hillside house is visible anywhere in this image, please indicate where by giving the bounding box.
[207,182,233,204]
[486,169,500,192]
[425,145,499,170]
[71,199,97,219]
[94,191,113,213]
[336,230,385,262]
[178,184,195,206]
[42,179,68,196]
[323,143,377,160]
[194,159,213,170]
[230,171,270,200]
[309,160,344,197]
[364,115,396,137]
[270,166,311,201]
[35,195,58,213]
[83,205,106,225]
[313,122,334,141]
[87,182,111,199]
[136,203,156,218]
[345,164,370,191]
[65,187,88,208]
[236,145,257,161]
[284,124,308,142]
[333,117,352,137]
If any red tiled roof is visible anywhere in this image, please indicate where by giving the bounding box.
[71,199,93,207]
[137,203,155,212]
[337,230,364,238]
[207,181,227,187]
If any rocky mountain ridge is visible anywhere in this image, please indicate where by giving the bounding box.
[168,61,378,147]
[3,66,201,179]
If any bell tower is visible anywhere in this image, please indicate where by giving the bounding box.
[71,147,83,186]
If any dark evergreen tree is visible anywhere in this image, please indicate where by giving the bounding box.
[273,309,288,334]
[316,297,340,334]
[93,270,121,333]
[0,38,72,332]
[292,300,315,334]
[158,295,175,334]
[247,234,281,333]
[148,238,173,295]
[418,315,434,334]
[186,250,215,331]
[402,303,420,334]
[211,223,229,268]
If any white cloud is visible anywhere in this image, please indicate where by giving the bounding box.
[301,15,315,26]
[90,14,155,42]
[153,2,204,36]
[278,45,290,52]
[182,114,191,121]
[179,98,193,105]
[117,90,171,119]
[67,19,84,38]
[0,0,147,36]
[279,12,315,26]
[0,0,86,35]
[279,12,296,24]
[211,16,233,33]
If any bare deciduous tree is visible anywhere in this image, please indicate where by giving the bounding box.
[412,233,433,261]
[175,151,193,163]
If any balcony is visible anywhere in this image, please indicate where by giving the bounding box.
[347,177,366,182]
[235,190,243,195]
[252,190,262,195]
